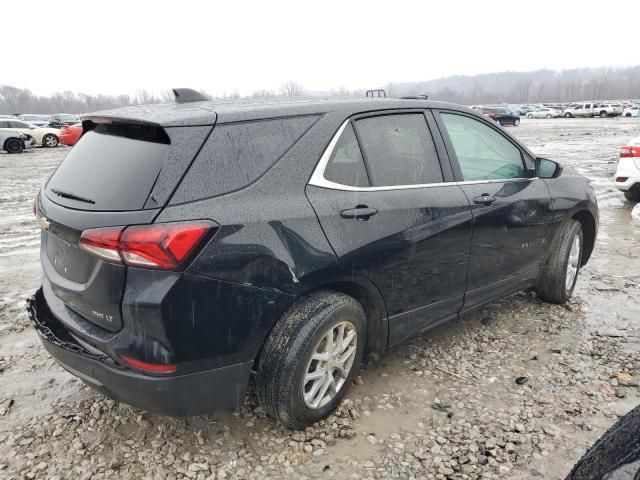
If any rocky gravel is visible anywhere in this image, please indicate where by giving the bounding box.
[1,118,639,479]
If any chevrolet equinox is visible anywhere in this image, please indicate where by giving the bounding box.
[28,93,598,429]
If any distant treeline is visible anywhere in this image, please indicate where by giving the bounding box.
[386,66,640,104]
[2,67,640,114]
[0,82,306,115]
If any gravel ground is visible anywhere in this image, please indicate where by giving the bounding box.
[0,118,639,480]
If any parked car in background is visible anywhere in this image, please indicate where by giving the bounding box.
[59,123,82,146]
[508,105,522,116]
[615,136,640,202]
[0,119,60,147]
[593,103,623,118]
[623,105,639,117]
[480,107,521,126]
[526,107,562,119]
[28,95,597,428]
[563,103,596,118]
[0,130,36,153]
[48,114,81,129]
[518,104,538,115]
[19,114,51,128]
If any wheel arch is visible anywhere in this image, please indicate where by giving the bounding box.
[250,276,389,372]
[573,209,596,266]
[313,279,388,356]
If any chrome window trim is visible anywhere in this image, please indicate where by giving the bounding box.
[308,119,537,192]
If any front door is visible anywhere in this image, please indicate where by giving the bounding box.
[306,111,473,345]
[435,111,552,310]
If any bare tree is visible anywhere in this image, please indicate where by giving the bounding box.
[280,81,304,97]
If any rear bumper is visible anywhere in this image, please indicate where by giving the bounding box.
[27,288,253,416]
[614,158,640,191]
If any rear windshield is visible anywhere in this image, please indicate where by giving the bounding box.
[169,115,318,204]
[46,123,170,211]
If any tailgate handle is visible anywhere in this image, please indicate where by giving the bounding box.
[473,194,496,206]
[341,206,378,220]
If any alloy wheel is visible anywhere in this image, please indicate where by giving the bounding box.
[565,235,581,290]
[303,321,357,409]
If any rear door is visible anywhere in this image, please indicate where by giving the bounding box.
[306,111,473,346]
[435,110,552,310]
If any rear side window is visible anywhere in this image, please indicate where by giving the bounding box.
[323,123,369,187]
[354,114,443,186]
[170,115,318,204]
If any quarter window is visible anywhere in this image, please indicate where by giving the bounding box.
[440,113,525,181]
[354,114,443,186]
[323,123,369,187]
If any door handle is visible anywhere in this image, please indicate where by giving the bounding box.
[340,206,378,220]
[473,194,496,206]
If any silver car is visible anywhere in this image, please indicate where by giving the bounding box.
[0,130,36,153]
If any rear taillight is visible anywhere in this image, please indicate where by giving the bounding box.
[620,146,640,158]
[119,354,177,373]
[78,221,215,270]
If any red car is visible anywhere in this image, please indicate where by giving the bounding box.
[59,123,82,146]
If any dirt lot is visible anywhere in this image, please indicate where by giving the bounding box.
[0,118,639,480]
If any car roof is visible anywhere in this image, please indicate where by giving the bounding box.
[83,97,470,127]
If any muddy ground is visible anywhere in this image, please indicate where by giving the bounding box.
[0,118,639,480]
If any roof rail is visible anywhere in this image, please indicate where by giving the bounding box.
[400,94,429,100]
[172,88,210,104]
[366,89,387,98]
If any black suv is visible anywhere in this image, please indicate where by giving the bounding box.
[480,107,521,126]
[29,96,598,428]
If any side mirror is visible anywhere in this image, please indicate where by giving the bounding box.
[536,157,562,179]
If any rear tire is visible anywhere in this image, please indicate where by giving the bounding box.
[565,112,573,118]
[545,114,552,119]
[600,110,608,118]
[624,190,640,202]
[4,138,24,154]
[42,134,59,147]
[256,291,366,429]
[536,220,583,304]
[513,118,520,126]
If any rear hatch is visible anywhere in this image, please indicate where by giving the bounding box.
[39,119,213,332]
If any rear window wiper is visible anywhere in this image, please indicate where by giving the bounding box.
[51,189,95,204]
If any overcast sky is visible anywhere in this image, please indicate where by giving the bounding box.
[4,0,639,97]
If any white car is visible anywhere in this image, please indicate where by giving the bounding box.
[623,105,639,118]
[18,114,51,128]
[615,136,640,202]
[0,130,37,153]
[0,118,60,147]
[526,108,561,119]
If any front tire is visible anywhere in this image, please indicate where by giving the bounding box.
[42,134,59,147]
[545,114,552,119]
[527,113,534,119]
[256,291,366,429]
[4,138,24,153]
[536,220,583,304]
[565,112,573,118]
